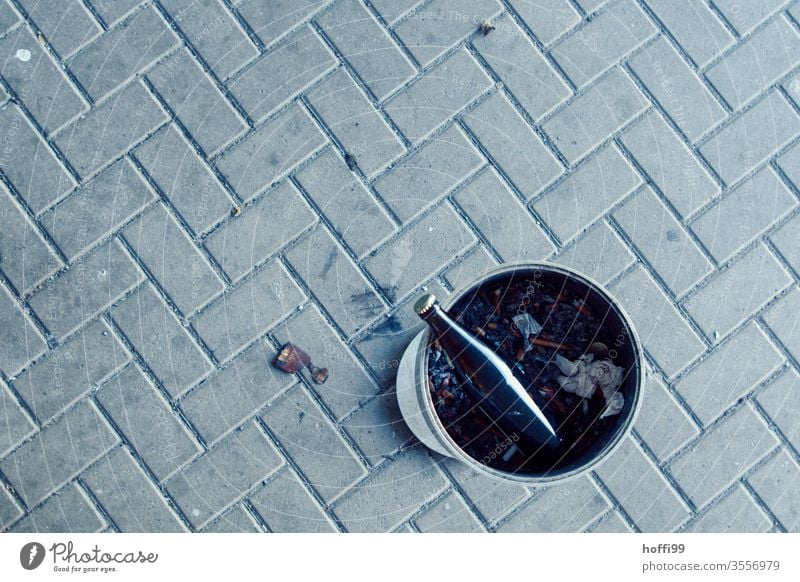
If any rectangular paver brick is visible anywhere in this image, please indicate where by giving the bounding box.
[83,447,187,532]
[757,369,800,454]
[234,0,329,48]
[305,68,404,177]
[384,48,493,142]
[88,0,143,25]
[689,167,796,263]
[699,91,800,187]
[620,110,719,218]
[16,0,99,58]
[532,145,641,243]
[0,480,23,530]
[763,286,800,364]
[68,5,178,101]
[770,212,800,277]
[713,0,789,35]
[668,404,778,507]
[205,181,316,282]
[228,25,336,123]
[414,490,484,532]
[10,483,105,533]
[333,449,447,532]
[634,371,699,461]
[369,0,421,25]
[628,36,726,142]
[0,285,46,376]
[551,221,635,285]
[294,148,394,257]
[215,103,326,202]
[316,0,415,100]
[249,468,336,532]
[42,158,154,260]
[374,124,483,222]
[472,13,570,121]
[589,510,633,532]
[54,80,167,180]
[550,0,656,88]
[97,365,201,481]
[261,384,366,503]
[683,244,792,342]
[165,421,283,529]
[506,0,580,46]
[747,448,800,531]
[180,341,293,444]
[684,485,771,532]
[610,265,706,378]
[341,389,413,466]
[363,203,476,303]
[0,379,35,458]
[191,259,304,362]
[614,187,713,297]
[442,244,497,291]
[444,457,529,523]
[161,0,257,80]
[542,68,648,164]
[202,503,260,532]
[146,49,247,157]
[0,0,16,34]
[0,400,119,506]
[462,92,562,201]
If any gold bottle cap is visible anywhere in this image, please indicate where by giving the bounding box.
[413,293,437,316]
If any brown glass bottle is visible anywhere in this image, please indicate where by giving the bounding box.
[415,293,562,452]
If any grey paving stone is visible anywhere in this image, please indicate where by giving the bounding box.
[42,159,154,261]
[0,378,34,457]
[747,449,800,531]
[706,17,800,111]
[201,503,260,532]
[393,0,503,68]
[363,203,476,303]
[180,341,293,444]
[341,389,413,466]
[28,239,143,341]
[532,145,641,243]
[472,13,571,121]
[497,476,608,532]
[668,404,778,507]
[146,49,247,157]
[453,168,555,261]
[0,27,86,135]
[777,140,800,197]
[384,48,493,142]
[214,103,326,202]
[441,244,497,291]
[228,25,336,123]
[165,421,283,529]
[770,212,800,276]
[235,0,328,48]
[88,0,143,25]
[628,36,726,143]
[13,319,128,425]
[0,104,76,214]
[374,124,483,223]
[133,126,231,236]
[713,0,789,35]
[757,368,800,453]
[249,467,336,532]
[764,286,800,363]
[0,284,46,376]
[332,449,447,532]
[83,447,187,532]
[550,0,656,88]
[587,510,633,532]
[610,265,706,378]
[542,68,648,164]
[683,485,771,532]
[10,483,105,533]
[683,244,792,342]
[161,0,258,81]
[272,304,379,421]
[316,0,415,100]
[620,111,719,218]
[689,167,796,263]
[699,91,800,187]
[444,457,530,523]
[97,365,201,481]
[294,148,394,257]
[0,0,19,35]
[122,204,223,317]
[261,384,366,502]
[575,0,608,12]
[414,490,484,532]
[506,0,580,46]
[16,0,99,58]
[644,0,734,68]
[111,284,212,398]
[0,481,23,531]
[785,71,800,107]
[596,437,690,532]
[68,5,178,101]
[550,221,635,285]
[462,92,562,201]
[205,181,316,282]
[286,226,384,336]
[614,187,713,297]
[0,400,119,506]
[305,68,404,177]
[0,184,61,294]
[54,80,167,180]
[369,0,421,25]
[192,259,304,363]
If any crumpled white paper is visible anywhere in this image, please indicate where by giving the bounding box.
[553,353,625,418]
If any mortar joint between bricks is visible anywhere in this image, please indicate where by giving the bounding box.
[588,469,642,533]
